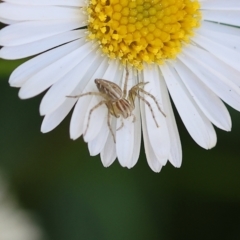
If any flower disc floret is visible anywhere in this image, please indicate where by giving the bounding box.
[87,0,201,69]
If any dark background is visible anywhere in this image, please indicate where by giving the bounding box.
[1,57,240,240]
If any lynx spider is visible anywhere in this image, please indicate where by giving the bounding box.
[68,67,166,143]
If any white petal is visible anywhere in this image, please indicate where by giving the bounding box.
[129,74,141,168]
[157,67,182,168]
[4,0,84,6]
[160,63,217,149]
[0,30,85,59]
[116,118,135,168]
[174,58,231,131]
[70,57,109,97]
[0,3,82,21]
[83,97,108,142]
[180,46,240,111]
[201,0,240,10]
[19,40,94,99]
[0,19,84,47]
[137,70,163,172]
[9,39,82,87]
[88,118,109,156]
[140,93,162,173]
[100,119,117,167]
[196,27,240,54]
[41,99,76,133]
[100,59,121,83]
[186,44,240,87]
[70,94,94,140]
[40,50,103,116]
[130,110,142,168]
[193,34,240,72]
[201,21,240,37]
[0,17,18,24]
[142,65,170,165]
[202,9,240,26]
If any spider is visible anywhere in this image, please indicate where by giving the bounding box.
[68,67,166,143]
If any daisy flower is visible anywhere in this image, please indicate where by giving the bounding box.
[0,0,240,172]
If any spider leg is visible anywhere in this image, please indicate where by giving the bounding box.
[131,82,149,89]
[134,92,159,128]
[131,113,136,123]
[107,110,116,143]
[116,117,124,131]
[66,92,104,99]
[137,88,166,117]
[128,82,149,106]
[116,112,135,131]
[84,100,106,137]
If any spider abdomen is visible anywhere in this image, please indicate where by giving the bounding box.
[111,99,134,119]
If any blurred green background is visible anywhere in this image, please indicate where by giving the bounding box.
[1,56,240,240]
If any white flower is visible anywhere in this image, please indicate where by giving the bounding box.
[0,172,45,240]
[0,0,239,172]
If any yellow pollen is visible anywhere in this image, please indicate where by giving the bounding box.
[87,0,201,69]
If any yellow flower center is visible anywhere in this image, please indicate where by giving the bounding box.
[87,0,201,69]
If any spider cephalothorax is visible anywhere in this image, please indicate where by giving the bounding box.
[69,67,165,143]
